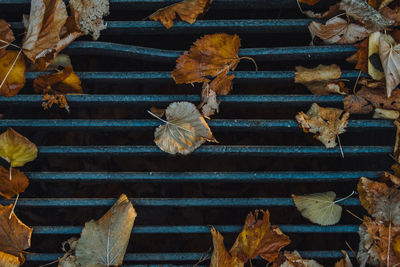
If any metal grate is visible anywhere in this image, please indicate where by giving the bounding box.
[0,0,395,266]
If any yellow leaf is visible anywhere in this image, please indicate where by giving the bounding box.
[0,50,26,97]
[0,251,20,267]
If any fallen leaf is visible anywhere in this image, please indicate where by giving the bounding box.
[149,0,212,29]
[395,120,400,163]
[347,38,369,73]
[373,108,400,119]
[292,191,343,225]
[58,238,79,267]
[368,0,394,9]
[368,32,385,81]
[295,64,348,95]
[0,128,38,168]
[343,86,400,114]
[199,82,220,117]
[380,6,400,24]
[296,103,349,148]
[357,176,400,224]
[27,54,72,72]
[208,69,235,95]
[334,250,353,267]
[0,204,33,264]
[304,3,340,18]
[22,0,69,70]
[274,250,324,267]
[0,167,28,199]
[339,0,394,31]
[0,20,15,56]
[0,251,19,267]
[308,17,369,45]
[229,210,291,263]
[210,227,244,267]
[69,0,110,40]
[172,33,240,84]
[76,194,137,267]
[0,50,26,97]
[152,101,217,155]
[42,94,70,112]
[33,66,82,95]
[379,34,400,97]
[299,0,320,5]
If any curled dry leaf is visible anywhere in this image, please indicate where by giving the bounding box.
[274,250,324,267]
[368,32,385,81]
[295,64,348,95]
[0,50,26,97]
[334,250,353,267]
[42,94,70,111]
[373,108,400,119]
[210,227,244,267]
[69,0,110,40]
[199,82,220,117]
[0,251,19,267]
[172,33,240,84]
[0,167,28,199]
[34,66,83,95]
[149,0,212,29]
[339,0,394,31]
[0,19,15,56]
[0,128,37,168]
[308,17,369,45]
[76,194,137,267]
[58,238,79,267]
[296,103,349,148]
[292,191,343,225]
[346,37,369,73]
[0,204,33,264]
[379,34,400,97]
[229,210,291,263]
[153,102,217,155]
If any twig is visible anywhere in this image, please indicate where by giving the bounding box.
[345,209,363,222]
[334,191,356,203]
[345,240,360,265]
[337,135,344,158]
[9,194,19,219]
[352,69,362,94]
[38,259,60,267]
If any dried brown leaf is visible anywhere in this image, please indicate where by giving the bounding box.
[210,227,244,267]
[373,108,400,119]
[33,66,82,95]
[299,0,320,5]
[347,38,369,73]
[0,19,15,57]
[379,34,400,97]
[334,250,353,267]
[199,82,220,117]
[0,167,28,199]
[304,3,340,18]
[0,50,26,97]
[275,250,324,267]
[0,251,19,267]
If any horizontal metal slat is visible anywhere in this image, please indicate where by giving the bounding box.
[0,119,393,130]
[0,95,346,105]
[25,171,381,182]
[63,42,357,62]
[0,198,360,206]
[33,145,391,156]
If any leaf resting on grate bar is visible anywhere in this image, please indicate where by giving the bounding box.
[0,167,28,199]
[292,191,343,225]
[153,101,217,155]
[296,103,349,148]
[75,194,137,267]
[210,227,244,267]
[0,50,26,97]
[149,0,212,29]
[272,250,324,267]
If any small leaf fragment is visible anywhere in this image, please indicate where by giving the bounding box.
[0,50,26,97]
[275,250,324,267]
[334,250,353,267]
[292,191,342,225]
[0,167,28,199]
[33,66,82,95]
[199,82,220,117]
[373,108,399,119]
[0,128,38,168]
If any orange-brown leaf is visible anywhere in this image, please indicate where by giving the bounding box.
[299,0,320,5]
[0,204,32,264]
[229,210,291,263]
[210,227,244,267]
[0,251,19,267]
[42,94,70,111]
[172,33,240,84]
[0,167,28,199]
[209,69,234,95]
[0,50,26,97]
[347,38,369,73]
[33,66,82,95]
[0,20,15,57]
[149,0,212,29]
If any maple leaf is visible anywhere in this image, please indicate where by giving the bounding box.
[149,0,212,29]
[0,128,37,168]
[295,64,348,95]
[292,191,343,225]
[210,227,244,267]
[0,251,19,267]
[171,33,241,84]
[296,103,349,148]
[22,0,69,70]
[0,19,15,57]
[0,167,28,199]
[151,102,217,155]
[0,204,33,264]
[0,50,26,97]
[272,250,324,267]
[379,34,400,97]
[76,194,137,267]
[229,210,291,263]
[346,37,369,73]
[34,66,83,95]
[308,17,369,45]
[339,0,394,31]
[70,0,110,40]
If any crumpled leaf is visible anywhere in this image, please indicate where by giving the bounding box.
[295,64,347,95]
[22,0,69,70]
[339,0,394,31]
[334,251,353,267]
[76,194,137,267]
[172,33,240,84]
[379,34,400,97]
[0,204,33,264]
[149,0,212,29]
[153,101,217,155]
[373,108,400,119]
[199,82,220,117]
[0,20,15,57]
[34,66,82,95]
[346,37,369,73]
[210,227,244,267]
[58,238,80,267]
[309,17,369,45]
[0,128,37,168]
[0,167,28,199]
[343,86,400,114]
[274,250,324,267]
[42,94,70,111]
[69,0,110,40]
[0,50,26,97]
[358,216,400,267]
[296,103,349,148]
[292,191,343,225]
[229,210,291,263]
[0,251,19,267]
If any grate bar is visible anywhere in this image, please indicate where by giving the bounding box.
[0,119,393,130]
[25,171,381,182]
[64,42,357,62]
[0,198,360,206]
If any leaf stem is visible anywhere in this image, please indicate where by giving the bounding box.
[345,209,363,222]
[334,191,357,204]
[337,135,344,158]
[9,193,19,219]
[239,56,258,72]
[0,39,22,49]
[147,110,168,124]
[345,240,360,265]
